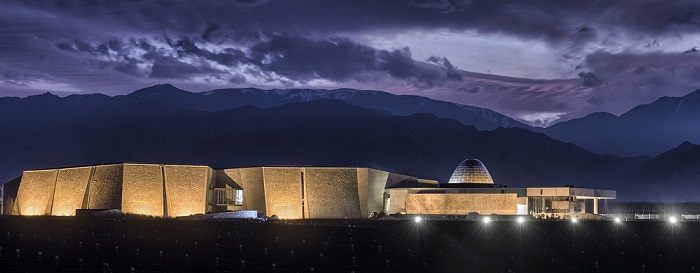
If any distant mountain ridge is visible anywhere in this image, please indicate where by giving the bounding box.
[39,84,526,131]
[2,84,700,201]
[0,96,642,196]
[543,88,700,157]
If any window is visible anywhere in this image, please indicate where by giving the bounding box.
[235,190,243,206]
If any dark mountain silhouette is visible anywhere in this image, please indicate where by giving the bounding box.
[1,84,699,201]
[622,141,700,202]
[544,88,700,157]
[75,84,528,130]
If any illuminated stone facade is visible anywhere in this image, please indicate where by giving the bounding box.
[2,158,615,218]
[52,167,92,216]
[89,164,123,210]
[5,163,215,217]
[164,165,212,218]
[215,167,434,219]
[406,193,518,215]
[4,164,434,219]
[262,168,303,219]
[16,169,57,216]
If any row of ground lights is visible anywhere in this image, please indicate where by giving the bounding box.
[414,216,680,224]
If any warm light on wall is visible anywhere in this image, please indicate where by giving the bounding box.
[168,204,204,217]
[274,207,300,219]
[22,204,43,216]
[53,205,75,216]
[130,204,162,217]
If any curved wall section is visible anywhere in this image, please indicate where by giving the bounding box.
[51,167,91,216]
[366,169,390,216]
[16,169,58,215]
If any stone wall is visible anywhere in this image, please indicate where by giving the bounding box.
[16,169,57,215]
[165,165,210,217]
[263,168,302,219]
[89,164,123,210]
[6,164,430,218]
[51,167,91,216]
[305,168,361,219]
[406,193,517,215]
[122,164,164,217]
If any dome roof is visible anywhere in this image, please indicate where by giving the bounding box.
[447,159,494,184]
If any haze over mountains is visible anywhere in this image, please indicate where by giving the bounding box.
[1,84,699,201]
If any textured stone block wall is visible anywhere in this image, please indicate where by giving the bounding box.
[51,167,91,216]
[16,170,58,215]
[89,164,123,210]
[164,165,209,217]
[551,200,573,211]
[305,168,361,219]
[262,168,302,219]
[406,193,518,215]
[122,164,164,217]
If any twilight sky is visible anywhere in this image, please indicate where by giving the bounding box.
[1,0,700,126]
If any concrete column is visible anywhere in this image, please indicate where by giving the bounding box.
[593,198,599,214]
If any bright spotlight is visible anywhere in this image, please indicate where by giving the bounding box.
[614,217,621,223]
[414,216,422,223]
[483,217,491,224]
[571,218,578,223]
[669,217,677,224]
[517,217,524,224]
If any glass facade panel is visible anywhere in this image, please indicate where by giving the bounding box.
[447,159,494,184]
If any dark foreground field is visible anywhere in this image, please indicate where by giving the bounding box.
[1,216,699,272]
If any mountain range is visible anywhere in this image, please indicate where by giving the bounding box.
[543,88,700,157]
[1,84,699,201]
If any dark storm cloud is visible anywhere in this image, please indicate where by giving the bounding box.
[248,34,448,84]
[149,57,218,79]
[578,72,601,87]
[44,30,461,88]
[173,36,247,66]
[8,0,700,44]
[2,0,700,127]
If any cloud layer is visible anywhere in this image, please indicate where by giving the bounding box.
[1,0,700,126]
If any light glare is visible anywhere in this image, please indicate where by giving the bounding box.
[614,217,621,223]
[483,217,491,224]
[571,218,578,223]
[669,217,677,224]
[517,217,524,224]
[414,216,422,223]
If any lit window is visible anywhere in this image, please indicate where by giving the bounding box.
[235,190,243,206]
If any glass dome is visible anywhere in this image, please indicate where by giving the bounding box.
[447,159,494,184]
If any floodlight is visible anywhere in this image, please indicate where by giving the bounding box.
[483,217,491,224]
[614,217,621,223]
[414,216,422,223]
[517,217,524,224]
[669,217,677,224]
[571,218,578,223]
